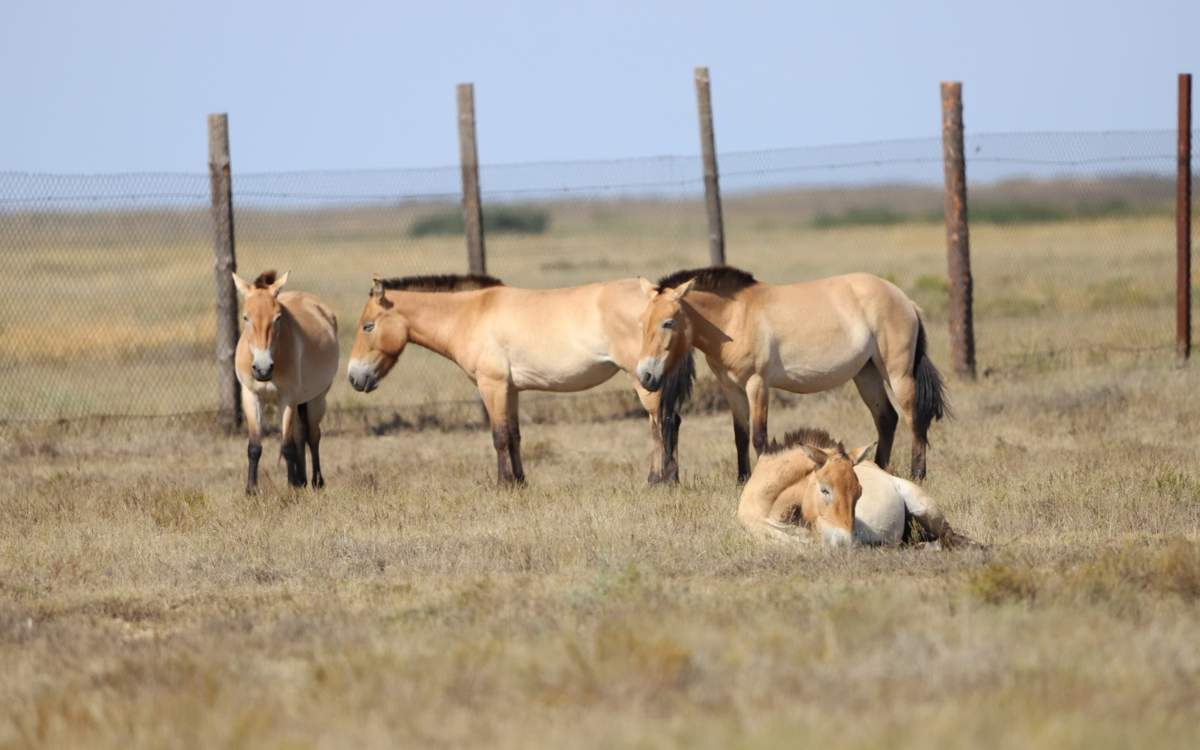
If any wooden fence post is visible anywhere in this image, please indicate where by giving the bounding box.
[695,66,726,266]
[457,83,487,275]
[1177,73,1192,366]
[939,82,977,379]
[207,113,242,430]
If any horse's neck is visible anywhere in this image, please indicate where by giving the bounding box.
[683,291,740,355]
[389,292,474,361]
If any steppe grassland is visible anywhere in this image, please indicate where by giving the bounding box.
[0,201,1183,418]
[1,204,1198,748]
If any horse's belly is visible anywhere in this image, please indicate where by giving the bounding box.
[510,360,619,392]
[764,328,872,393]
[853,465,906,546]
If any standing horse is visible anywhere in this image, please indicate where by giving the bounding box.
[635,267,947,482]
[345,274,694,484]
[740,428,977,548]
[233,271,339,494]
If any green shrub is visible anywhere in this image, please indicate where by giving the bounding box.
[811,206,911,229]
[409,205,550,237]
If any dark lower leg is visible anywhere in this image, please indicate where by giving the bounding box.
[508,423,525,484]
[752,421,768,457]
[911,433,928,481]
[246,442,262,494]
[492,424,516,483]
[281,441,306,487]
[733,421,751,483]
[874,404,899,470]
[309,439,324,489]
[662,413,680,483]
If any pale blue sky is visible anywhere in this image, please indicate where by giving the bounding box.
[1,0,1196,174]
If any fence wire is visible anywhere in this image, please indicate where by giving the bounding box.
[0,131,1194,421]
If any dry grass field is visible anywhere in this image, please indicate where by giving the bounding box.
[1,190,1198,748]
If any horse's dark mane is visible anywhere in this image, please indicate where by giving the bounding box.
[252,270,277,289]
[764,427,845,456]
[377,274,504,293]
[656,266,758,295]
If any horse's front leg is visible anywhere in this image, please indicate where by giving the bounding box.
[746,374,770,457]
[711,365,751,483]
[241,386,264,495]
[632,380,676,484]
[280,404,307,488]
[479,378,519,485]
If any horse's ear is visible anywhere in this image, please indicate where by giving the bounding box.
[638,277,659,299]
[268,271,289,297]
[231,272,250,297]
[799,445,828,468]
[371,276,393,309]
[668,277,696,301]
[849,442,877,465]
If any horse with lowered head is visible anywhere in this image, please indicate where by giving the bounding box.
[233,270,339,494]
[345,274,694,484]
[635,266,948,482]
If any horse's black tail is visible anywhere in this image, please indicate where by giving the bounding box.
[912,317,948,443]
[657,349,695,476]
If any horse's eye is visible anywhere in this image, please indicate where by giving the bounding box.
[820,485,832,497]
[242,314,248,322]
[661,319,675,330]
[363,321,375,333]
[272,313,282,323]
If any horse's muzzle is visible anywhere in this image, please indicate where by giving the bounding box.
[252,365,273,382]
[640,372,662,392]
[635,358,664,392]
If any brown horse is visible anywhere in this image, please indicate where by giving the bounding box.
[635,267,947,482]
[233,271,339,494]
[346,274,693,484]
[737,427,874,545]
[741,428,978,548]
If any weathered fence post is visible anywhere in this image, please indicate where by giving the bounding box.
[1177,73,1192,366]
[457,83,487,275]
[940,82,976,379]
[695,66,726,266]
[207,113,242,430]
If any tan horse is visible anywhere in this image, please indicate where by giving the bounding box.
[737,428,874,545]
[635,267,947,482]
[739,428,977,548]
[233,271,339,494]
[346,274,693,484]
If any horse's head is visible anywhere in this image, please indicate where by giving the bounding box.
[347,276,408,393]
[796,442,875,548]
[634,277,696,392]
[233,270,289,382]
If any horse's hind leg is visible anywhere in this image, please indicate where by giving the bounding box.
[506,389,525,483]
[303,395,327,489]
[280,404,307,488]
[241,386,264,495]
[853,363,899,470]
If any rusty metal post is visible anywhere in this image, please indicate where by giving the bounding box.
[457,83,486,275]
[940,82,976,379]
[695,66,726,266]
[1177,73,1192,365]
[207,113,242,430]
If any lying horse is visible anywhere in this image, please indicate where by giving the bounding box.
[635,267,947,482]
[346,274,693,484]
[233,271,339,494]
[738,427,975,548]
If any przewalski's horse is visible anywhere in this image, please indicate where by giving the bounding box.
[635,267,947,482]
[346,274,694,484]
[233,271,339,494]
[740,428,977,548]
[736,427,874,545]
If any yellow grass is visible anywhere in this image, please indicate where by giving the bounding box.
[1,203,1199,747]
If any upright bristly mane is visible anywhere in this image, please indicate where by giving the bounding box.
[656,266,758,295]
[252,270,278,289]
[376,274,504,293]
[764,427,846,456]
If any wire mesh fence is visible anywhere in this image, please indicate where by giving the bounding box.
[0,131,1194,422]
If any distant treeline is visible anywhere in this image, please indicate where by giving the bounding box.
[408,206,550,237]
[811,197,1152,229]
